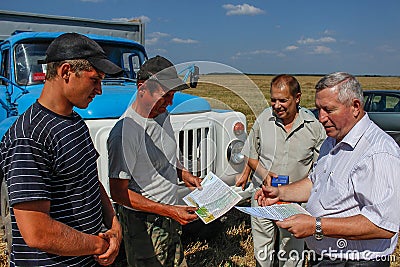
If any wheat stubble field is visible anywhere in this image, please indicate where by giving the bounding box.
[0,75,399,266]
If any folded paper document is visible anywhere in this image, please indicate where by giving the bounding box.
[183,172,242,224]
[235,203,310,221]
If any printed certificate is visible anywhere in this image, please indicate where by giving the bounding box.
[235,203,310,221]
[183,172,242,224]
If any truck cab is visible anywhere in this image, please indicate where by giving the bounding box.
[0,19,250,255]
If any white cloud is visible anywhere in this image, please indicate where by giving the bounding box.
[311,46,332,54]
[297,36,336,45]
[148,48,168,55]
[149,32,170,38]
[232,49,278,59]
[222,4,265,16]
[146,37,159,46]
[323,29,335,35]
[236,50,276,56]
[249,50,275,55]
[378,45,397,53]
[171,38,199,44]
[112,15,151,23]
[146,32,170,46]
[285,45,298,51]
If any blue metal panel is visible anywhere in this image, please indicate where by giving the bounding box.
[0,116,17,137]
[168,92,211,114]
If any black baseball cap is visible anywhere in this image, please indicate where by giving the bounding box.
[39,32,123,76]
[137,55,189,91]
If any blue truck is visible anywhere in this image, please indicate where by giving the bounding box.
[0,10,250,256]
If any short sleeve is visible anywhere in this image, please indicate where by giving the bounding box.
[5,137,51,206]
[242,119,261,160]
[107,120,133,180]
[353,152,400,233]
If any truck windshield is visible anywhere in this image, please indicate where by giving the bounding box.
[14,42,48,85]
[14,41,145,85]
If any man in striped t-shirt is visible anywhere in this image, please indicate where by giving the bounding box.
[255,72,400,266]
[0,33,123,266]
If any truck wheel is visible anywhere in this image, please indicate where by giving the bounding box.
[1,179,11,262]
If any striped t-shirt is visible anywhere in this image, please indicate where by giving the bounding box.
[0,101,103,266]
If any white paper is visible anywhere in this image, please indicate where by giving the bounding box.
[235,203,310,221]
[183,171,242,224]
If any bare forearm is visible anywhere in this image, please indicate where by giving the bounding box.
[110,180,173,217]
[321,215,395,239]
[43,220,108,255]
[126,190,173,217]
[99,183,117,229]
[248,158,268,178]
[14,209,108,256]
[279,177,312,203]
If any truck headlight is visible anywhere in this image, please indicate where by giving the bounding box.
[227,140,245,164]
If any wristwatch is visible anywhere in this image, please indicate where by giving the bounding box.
[314,217,324,241]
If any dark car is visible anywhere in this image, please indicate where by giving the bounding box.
[311,90,400,145]
[363,90,400,144]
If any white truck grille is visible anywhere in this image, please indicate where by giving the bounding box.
[175,123,214,179]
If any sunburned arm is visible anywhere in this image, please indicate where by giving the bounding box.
[277,177,313,202]
[235,160,252,189]
[176,163,202,189]
[247,157,277,186]
[276,214,395,239]
[13,200,109,256]
[321,215,395,239]
[255,177,312,206]
[109,178,198,225]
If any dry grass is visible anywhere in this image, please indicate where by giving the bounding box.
[0,75,399,267]
[183,201,255,267]
[0,242,6,267]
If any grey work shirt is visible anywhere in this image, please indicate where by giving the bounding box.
[243,107,326,187]
[107,107,180,206]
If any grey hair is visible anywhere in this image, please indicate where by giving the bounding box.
[315,72,364,106]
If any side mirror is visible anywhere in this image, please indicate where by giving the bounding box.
[189,66,199,88]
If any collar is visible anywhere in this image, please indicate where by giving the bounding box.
[336,113,371,149]
[268,107,315,128]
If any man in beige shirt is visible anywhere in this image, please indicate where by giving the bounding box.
[236,74,326,267]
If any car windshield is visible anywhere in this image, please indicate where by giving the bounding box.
[14,40,145,85]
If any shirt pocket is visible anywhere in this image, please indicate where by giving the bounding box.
[319,176,351,211]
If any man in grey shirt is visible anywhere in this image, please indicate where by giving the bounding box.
[237,74,325,267]
[107,56,202,267]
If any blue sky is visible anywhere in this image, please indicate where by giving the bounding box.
[2,0,400,75]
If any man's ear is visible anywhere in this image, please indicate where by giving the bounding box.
[352,98,362,117]
[59,63,71,80]
[295,92,302,104]
[137,82,146,97]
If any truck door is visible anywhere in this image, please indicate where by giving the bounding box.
[0,45,11,121]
